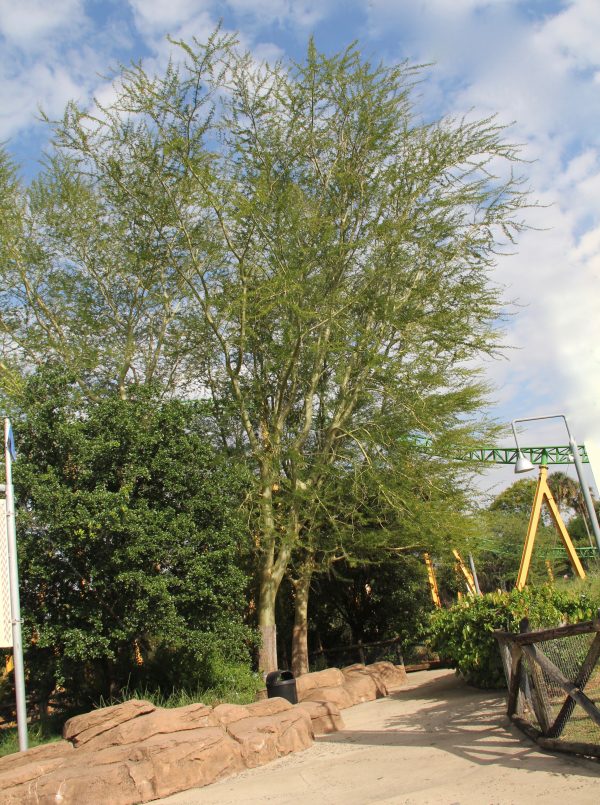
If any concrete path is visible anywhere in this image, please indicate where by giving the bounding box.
[157,668,600,805]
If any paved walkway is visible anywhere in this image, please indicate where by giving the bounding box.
[157,668,600,805]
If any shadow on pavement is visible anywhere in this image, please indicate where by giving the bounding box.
[319,672,600,778]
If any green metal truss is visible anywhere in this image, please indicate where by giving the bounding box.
[411,437,589,465]
[464,445,589,465]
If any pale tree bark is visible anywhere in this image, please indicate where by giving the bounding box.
[256,464,294,672]
[291,559,314,677]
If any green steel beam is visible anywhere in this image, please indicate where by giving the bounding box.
[463,445,589,465]
[547,546,599,559]
[411,437,589,465]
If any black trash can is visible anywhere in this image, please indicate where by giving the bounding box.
[265,670,298,704]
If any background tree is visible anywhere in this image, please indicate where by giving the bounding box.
[1,31,528,671]
[474,476,567,590]
[286,438,485,673]
[11,367,256,713]
[308,555,432,664]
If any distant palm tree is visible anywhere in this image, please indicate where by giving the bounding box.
[548,471,596,549]
[547,471,581,518]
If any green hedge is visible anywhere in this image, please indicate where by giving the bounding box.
[428,584,597,688]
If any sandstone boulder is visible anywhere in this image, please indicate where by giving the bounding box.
[295,667,345,698]
[213,696,292,727]
[341,672,379,705]
[296,700,345,735]
[342,664,388,697]
[63,698,156,747]
[300,684,354,710]
[1,726,243,805]
[225,705,313,768]
[79,702,219,751]
[368,661,408,689]
[0,740,73,793]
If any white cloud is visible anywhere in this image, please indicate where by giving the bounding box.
[364,0,600,458]
[0,0,87,54]
[127,0,211,34]
[225,0,330,28]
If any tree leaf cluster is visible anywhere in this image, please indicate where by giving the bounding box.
[9,367,255,707]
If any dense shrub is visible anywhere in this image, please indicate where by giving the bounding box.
[8,369,257,711]
[428,584,598,688]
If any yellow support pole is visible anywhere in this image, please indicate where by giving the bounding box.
[424,553,442,608]
[2,654,13,678]
[516,464,586,590]
[516,466,546,590]
[452,549,478,595]
[543,482,586,580]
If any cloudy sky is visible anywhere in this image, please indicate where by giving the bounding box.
[1,0,599,495]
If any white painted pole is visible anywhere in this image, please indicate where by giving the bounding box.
[4,418,28,751]
[468,553,482,595]
[568,435,600,554]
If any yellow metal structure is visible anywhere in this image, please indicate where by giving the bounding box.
[2,653,13,678]
[424,553,441,608]
[452,549,479,596]
[516,465,586,590]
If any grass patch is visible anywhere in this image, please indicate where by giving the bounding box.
[100,684,259,710]
[0,724,62,758]
[98,662,264,710]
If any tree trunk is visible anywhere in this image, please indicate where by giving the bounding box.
[291,562,313,677]
[257,573,279,673]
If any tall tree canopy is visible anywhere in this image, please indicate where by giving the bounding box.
[0,31,528,670]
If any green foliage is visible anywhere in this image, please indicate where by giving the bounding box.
[1,29,531,669]
[489,478,537,514]
[101,662,262,710]
[309,555,433,650]
[428,584,598,688]
[11,367,256,708]
[0,725,61,758]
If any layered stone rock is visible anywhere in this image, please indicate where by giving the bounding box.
[296,700,345,735]
[0,662,408,804]
[295,667,345,699]
[368,661,408,690]
[63,698,156,747]
[0,696,314,805]
[1,725,242,805]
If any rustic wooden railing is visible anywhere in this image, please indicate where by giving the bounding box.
[308,636,405,668]
[494,615,600,757]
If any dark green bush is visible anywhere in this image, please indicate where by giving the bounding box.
[10,368,257,710]
[428,584,598,688]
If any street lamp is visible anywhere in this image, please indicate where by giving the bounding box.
[511,421,536,473]
[511,414,600,554]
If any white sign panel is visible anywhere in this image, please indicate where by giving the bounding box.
[0,499,12,648]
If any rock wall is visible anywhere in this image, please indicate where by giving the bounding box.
[0,661,407,805]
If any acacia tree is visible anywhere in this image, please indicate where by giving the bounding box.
[286,438,486,674]
[1,32,527,671]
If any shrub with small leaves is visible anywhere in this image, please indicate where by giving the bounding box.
[428,584,598,688]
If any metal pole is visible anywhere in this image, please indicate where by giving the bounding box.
[568,434,600,554]
[468,553,482,595]
[4,419,28,751]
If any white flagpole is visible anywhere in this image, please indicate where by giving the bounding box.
[4,418,28,751]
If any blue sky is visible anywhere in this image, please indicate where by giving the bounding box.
[1,0,599,496]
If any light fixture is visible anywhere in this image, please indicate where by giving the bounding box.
[511,422,535,474]
[514,451,535,474]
